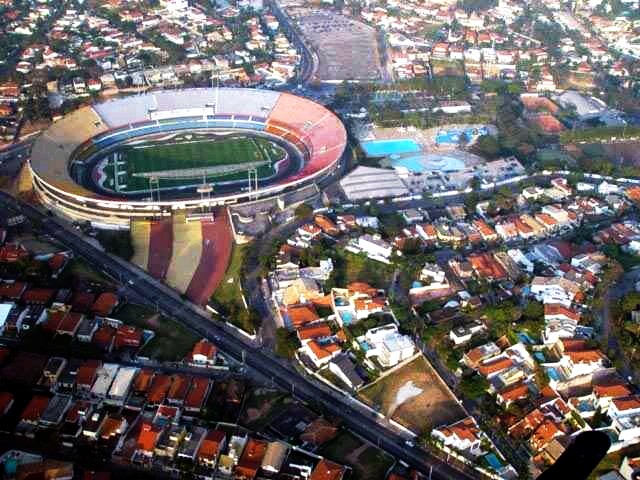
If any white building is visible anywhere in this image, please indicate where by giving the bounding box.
[432,417,485,456]
[357,234,393,260]
[363,324,415,368]
[106,367,137,405]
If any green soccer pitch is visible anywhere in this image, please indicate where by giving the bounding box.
[101,135,286,193]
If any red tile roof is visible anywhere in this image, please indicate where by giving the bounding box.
[21,395,50,422]
[136,422,162,452]
[498,382,530,403]
[309,459,346,480]
[167,375,190,402]
[297,322,332,341]
[184,377,210,411]
[236,438,268,479]
[286,304,320,328]
[531,419,562,451]
[114,325,142,349]
[91,292,119,317]
[76,360,101,389]
[544,304,581,322]
[191,339,217,361]
[22,288,56,305]
[612,395,640,412]
[308,340,340,360]
[478,357,514,376]
[57,312,83,335]
[146,374,172,404]
[438,416,480,443]
[197,429,226,462]
[0,281,27,300]
[133,369,154,393]
[593,383,632,399]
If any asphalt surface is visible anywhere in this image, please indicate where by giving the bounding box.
[0,191,479,480]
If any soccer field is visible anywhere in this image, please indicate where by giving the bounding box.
[102,136,286,193]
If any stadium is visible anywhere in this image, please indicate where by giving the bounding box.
[30,88,347,229]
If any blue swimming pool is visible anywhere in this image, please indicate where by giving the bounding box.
[341,311,354,325]
[436,127,488,145]
[485,453,503,471]
[390,154,466,173]
[361,138,421,157]
[546,367,561,381]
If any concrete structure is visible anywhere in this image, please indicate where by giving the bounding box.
[30,88,346,229]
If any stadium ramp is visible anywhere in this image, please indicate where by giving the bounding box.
[185,210,233,305]
[130,220,151,270]
[165,214,203,293]
[148,220,174,280]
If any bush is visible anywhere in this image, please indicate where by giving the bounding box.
[459,374,489,400]
[97,230,133,261]
[275,328,301,359]
[294,203,314,220]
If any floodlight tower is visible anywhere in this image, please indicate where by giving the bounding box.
[247,168,258,199]
[149,176,160,202]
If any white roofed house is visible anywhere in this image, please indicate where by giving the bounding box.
[543,304,581,344]
[432,417,485,457]
[546,340,608,380]
[362,323,415,368]
[530,277,582,307]
[609,396,640,446]
[357,234,393,262]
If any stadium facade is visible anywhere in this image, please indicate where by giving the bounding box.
[30,88,347,229]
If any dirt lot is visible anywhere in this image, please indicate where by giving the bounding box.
[359,355,465,433]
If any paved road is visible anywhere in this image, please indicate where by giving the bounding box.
[0,192,479,480]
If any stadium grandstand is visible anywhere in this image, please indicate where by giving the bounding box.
[30,88,347,229]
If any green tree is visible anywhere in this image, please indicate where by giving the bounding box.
[459,374,489,399]
[275,327,300,359]
[294,203,313,220]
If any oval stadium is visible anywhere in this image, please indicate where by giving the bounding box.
[29,88,347,229]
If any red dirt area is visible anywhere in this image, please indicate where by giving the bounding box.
[521,95,559,114]
[185,210,233,305]
[529,113,565,134]
[148,220,173,280]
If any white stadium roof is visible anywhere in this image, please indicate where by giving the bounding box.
[340,166,409,201]
[94,88,281,127]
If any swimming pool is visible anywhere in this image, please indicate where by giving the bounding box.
[361,138,421,157]
[341,311,354,325]
[484,453,503,471]
[390,153,466,173]
[436,127,488,145]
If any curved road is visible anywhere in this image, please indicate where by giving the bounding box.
[0,191,479,480]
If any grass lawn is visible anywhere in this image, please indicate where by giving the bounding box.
[210,244,258,332]
[112,303,198,361]
[332,250,395,290]
[63,259,115,285]
[359,355,464,434]
[212,244,247,309]
[431,59,464,76]
[105,136,285,192]
[319,430,394,480]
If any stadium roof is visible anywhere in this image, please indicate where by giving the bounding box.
[94,88,281,127]
[553,90,606,118]
[339,166,409,201]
